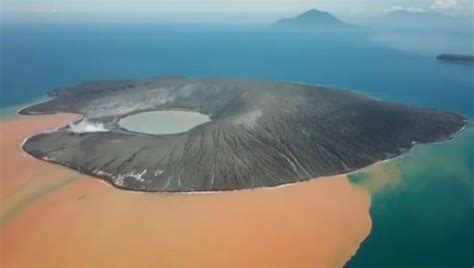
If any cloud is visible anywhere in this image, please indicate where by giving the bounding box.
[385,0,473,16]
[384,6,426,13]
[430,0,474,12]
[68,119,108,134]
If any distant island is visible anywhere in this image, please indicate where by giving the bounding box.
[436,54,474,64]
[273,9,351,29]
[20,77,467,192]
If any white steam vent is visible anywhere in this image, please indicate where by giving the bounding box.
[68,119,109,134]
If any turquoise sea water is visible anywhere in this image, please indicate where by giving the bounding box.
[348,128,474,268]
[1,23,473,117]
[1,21,473,267]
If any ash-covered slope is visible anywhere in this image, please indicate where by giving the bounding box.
[21,77,467,192]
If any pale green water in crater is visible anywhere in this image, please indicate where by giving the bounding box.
[118,111,210,135]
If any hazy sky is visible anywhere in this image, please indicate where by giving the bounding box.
[1,0,473,20]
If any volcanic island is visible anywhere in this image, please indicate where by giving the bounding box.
[20,77,467,192]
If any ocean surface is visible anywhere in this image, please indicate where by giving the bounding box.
[1,21,473,267]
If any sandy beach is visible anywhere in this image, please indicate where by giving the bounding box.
[0,113,372,267]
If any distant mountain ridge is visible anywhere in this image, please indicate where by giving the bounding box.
[273,9,350,29]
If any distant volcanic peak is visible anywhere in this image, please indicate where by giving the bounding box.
[21,77,467,193]
[299,9,338,20]
[274,8,347,28]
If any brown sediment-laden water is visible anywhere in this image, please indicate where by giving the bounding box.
[1,113,372,267]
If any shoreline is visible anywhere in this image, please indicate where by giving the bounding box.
[15,96,54,116]
[21,122,470,196]
[0,96,53,120]
[14,80,470,194]
[17,101,470,195]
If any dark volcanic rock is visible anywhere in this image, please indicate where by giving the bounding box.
[436,54,474,64]
[21,77,467,192]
